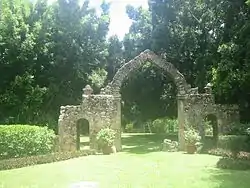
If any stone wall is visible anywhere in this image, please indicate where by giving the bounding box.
[58,49,240,152]
[183,84,239,137]
[58,85,122,152]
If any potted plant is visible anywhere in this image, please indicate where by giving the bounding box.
[184,128,201,154]
[96,127,116,155]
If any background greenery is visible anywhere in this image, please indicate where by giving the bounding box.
[0,0,250,132]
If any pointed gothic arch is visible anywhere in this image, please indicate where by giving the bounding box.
[108,50,189,95]
[104,49,189,150]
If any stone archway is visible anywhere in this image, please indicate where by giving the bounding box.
[76,118,90,150]
[103,50,190,150]
[108,49,189,95]
[58,50,240,152]
[58,86,122,152]
[204,114,219,139]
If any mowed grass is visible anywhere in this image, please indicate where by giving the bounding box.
[1,133,250,188]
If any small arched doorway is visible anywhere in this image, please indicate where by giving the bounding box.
[204,114,218,141]
[76,118,90,150]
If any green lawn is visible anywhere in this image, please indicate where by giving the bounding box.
[1,133,250,188]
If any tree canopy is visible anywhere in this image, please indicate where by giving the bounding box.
[0,0,250,130]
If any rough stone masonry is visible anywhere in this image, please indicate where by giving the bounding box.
[58,50,239,152]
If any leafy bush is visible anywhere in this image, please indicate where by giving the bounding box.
[0,150,96,171]
[125,123,134,133]
[164,118,178,133]
[0,125,56,159]
[217,157,250,170]
[96,128,116,147]
[216,135,250,170]
[226,122,250,135]
[208,148,232,157]
[184,129,201,145]
[199,135,250,155]
[148,118,178,134]
[208,148,250,159]
[217,135,250,153]
[150,119,165,133]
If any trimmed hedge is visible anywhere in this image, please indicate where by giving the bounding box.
[201,135,250,154]
[0,150,96,171]
[217,135,250,152]
[217,157,250,170]
[0,125,56,159]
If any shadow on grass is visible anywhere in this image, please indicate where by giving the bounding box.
[207,168,250,188]
[80,133,217,154]
[121,133,178,154]
[121,133,220,154]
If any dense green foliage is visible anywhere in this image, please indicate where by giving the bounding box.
[124,118,178,133]
[147,117,178,133]
[96,127,116,147]
[0,125,55,159]
[200,135,250,155]
[124,123,134,133]
[0,0,250,130]
[226,122,250,135]
[0,0,110,129]
[184,129,201,145]
[217,157,250,170]
[218,135,250,155]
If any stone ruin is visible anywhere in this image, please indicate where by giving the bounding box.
[58,49,239,152]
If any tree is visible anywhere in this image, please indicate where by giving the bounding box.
[106,35,124,81]
[0,0,111,129]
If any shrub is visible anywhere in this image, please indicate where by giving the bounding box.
[0,125,56,159]
[148,118,178,134]
[150,119,165,133]
[184,129,201,145]
[217,157,250,170]
[208,148,230,157]
[209,148,250,159]
[0,150,96,171]
[226,122,250,135]
[200,135,250,155]
[125,123,134,133]
[217,135,250,153]
[96,128,116,147]
[164,118,178,133]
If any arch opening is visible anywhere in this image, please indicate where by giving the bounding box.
[121,62,178,133]
[204,114,219,141]
[109,50,189,96]
[104,50,189,150]
[76,118,90,150]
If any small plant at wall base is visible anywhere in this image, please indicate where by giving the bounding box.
[184,128,201,154]
[96,128,116,155]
